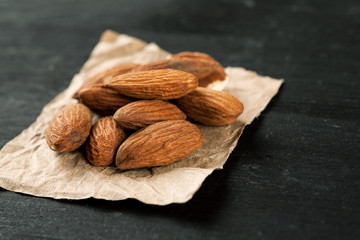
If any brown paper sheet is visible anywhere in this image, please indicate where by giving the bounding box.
[0,30,283,205]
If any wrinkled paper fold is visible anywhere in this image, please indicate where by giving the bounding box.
[0,30,283,205]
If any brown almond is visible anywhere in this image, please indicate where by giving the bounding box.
[78,85,135,115]
[116,120,203,170]
[172,51,215,60]
[86,116,127,166]
[198,64,227,87]
[106,69,198,100]
[130,59,171,73]
[132,52,219,79]
[113,100,186,130]
[46,104,92,152]
[175,87,244,126]
[73,63,139,99]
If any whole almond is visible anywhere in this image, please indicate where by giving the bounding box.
[130,59,171,73]
[113,100,186,130]
[198,64,227,87]
[175,87,244,126]
[73,63,139,99]
[171,52,226,84]
[86,116,127,166]
[46,104,92,152]
[78,85,135,115]
[116,120,203,170]
[106,69,198,100]
[172,51,215,60]
[132,52,219,79]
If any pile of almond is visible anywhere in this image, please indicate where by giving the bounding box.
[46,52,244,170]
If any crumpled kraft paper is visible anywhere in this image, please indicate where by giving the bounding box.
[0,30,283,205]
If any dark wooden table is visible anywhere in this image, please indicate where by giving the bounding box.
[1,0,359,239]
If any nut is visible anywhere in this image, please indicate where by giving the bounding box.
[198,64,227,88]
[132,52,219,79]
[113,100,186,130]
[73,63,139,99]
[86,116,127,166]
[78,85,135,115]
[175,87,244,126]
[105,69,198,100]
[46,104,92,152]
[116,120,203,170]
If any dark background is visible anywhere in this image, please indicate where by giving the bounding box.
[1,0,359,239]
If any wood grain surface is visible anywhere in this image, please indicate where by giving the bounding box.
[0,0,359,239]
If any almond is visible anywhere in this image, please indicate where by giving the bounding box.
[132,52,219,79]
[130,59,171,73]
[86,116,127,166]
[78,85,135,115]
[175,87,244,126]
[172,51,215,60]
[46,104,92,152]
[105,69,198,100]
[198,64,227,87]
[73,63,139,99]
[116,120,203,170]
[113,100,186,130]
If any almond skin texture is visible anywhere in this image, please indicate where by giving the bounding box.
[86,116,127,166]
[116,120,203,170]
[132,52,219,79]
[78,85,135,115]
[172,51,215,60]
[175,87,244,126]
[46,104,92,152]
[198,64,227,87]
[113,100,186,130]
[106,69,198,100]
[130,59,171,73]
[73,63,139,99]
